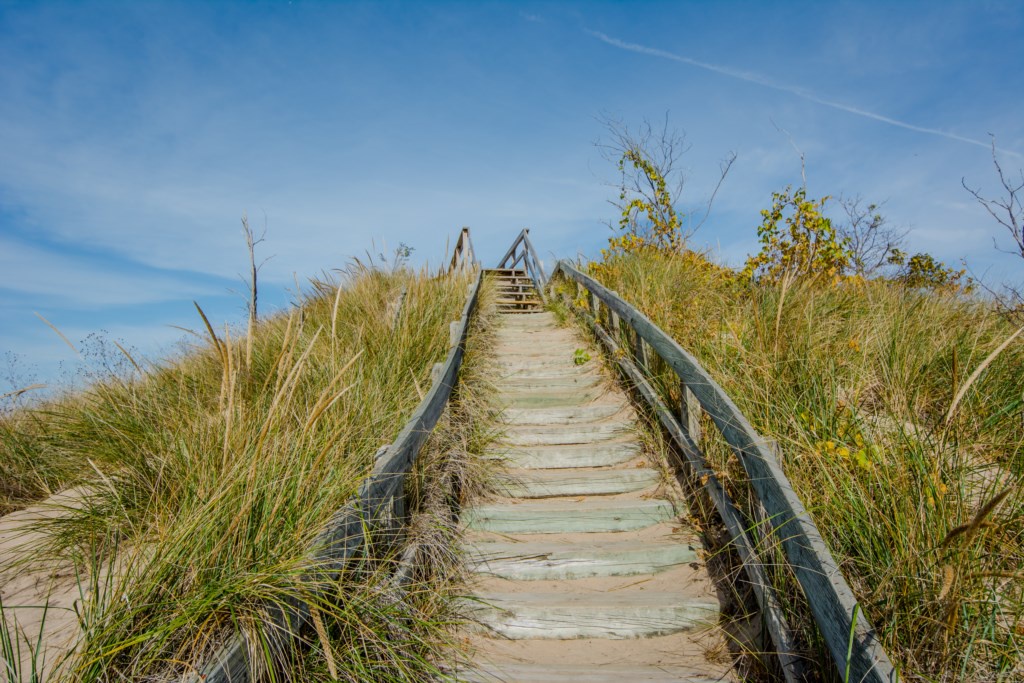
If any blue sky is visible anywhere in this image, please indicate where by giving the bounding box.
[2,0,1023,389]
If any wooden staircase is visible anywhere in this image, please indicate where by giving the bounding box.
[454,299,732,682]
[488,269,543,314]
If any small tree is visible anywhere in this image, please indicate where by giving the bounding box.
[836,195,908,277]
[596,113,735,252]
[742,186,851,284]
[239,214,269,368]
[886,250,970,291]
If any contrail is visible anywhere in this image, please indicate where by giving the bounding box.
[587,30,1021,158]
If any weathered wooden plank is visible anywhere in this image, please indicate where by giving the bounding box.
[579,308,809,683]
[497,229,527,270]
[520,229,547,289]
[553,261,895,683]
[680,383,703,448]
[497,229,546,296]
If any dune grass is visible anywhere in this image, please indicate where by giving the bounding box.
[0,262,479,681]
[587,248,1023,681]
[297,280,500,681]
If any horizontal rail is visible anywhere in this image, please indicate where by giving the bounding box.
[573,301,807,682]
[497,228,547,294]
[195,270,484,683]
[551,260,896,683]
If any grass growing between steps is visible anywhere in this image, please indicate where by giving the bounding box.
[582,249,1023,682]
[0,264,477,681]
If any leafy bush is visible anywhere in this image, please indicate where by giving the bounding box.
[741,186,851,284]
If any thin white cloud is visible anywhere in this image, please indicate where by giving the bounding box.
[0,237,221,306]
[587,30,1022,159]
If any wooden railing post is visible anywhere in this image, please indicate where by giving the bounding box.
[633,328,650,370]
[679,382,703,447]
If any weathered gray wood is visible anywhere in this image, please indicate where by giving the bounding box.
[579,307,809,683]
[496,229,546,297]
[194,272,484,683]
[680,383,703,448]
[520,229,547,289]
[497,233,523,270]
[634,328,650,370]
[449,227,478,273]
[553,261,895,683]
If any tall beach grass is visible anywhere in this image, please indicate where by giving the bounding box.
[1,262,477,680]
[588,248,1023,681]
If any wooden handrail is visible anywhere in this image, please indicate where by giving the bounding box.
[449,226,479,274]
[551,261,897,683]
[194,271,485,683]
[497,228,547,292]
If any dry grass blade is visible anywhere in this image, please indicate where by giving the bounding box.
[1,384,47,401]
[112,341,143,375]
[409,369,424,401]
[302,350,363,436]
[937,565,955,601]
[941,487,1013,548]
[34,312,79,355]
[330,279,344,343]
[192,301,226,365]
[309,606,338,679]
[944,323,1024,425]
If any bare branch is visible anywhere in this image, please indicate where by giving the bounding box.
[963,136,1024,260]
[835,195,908,276]
[771,118,806,190]
[692,151,738,234]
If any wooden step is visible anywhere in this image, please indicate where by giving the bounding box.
[486,441,642,468]
[463,498,676,534]
[501,403,627,426]
[466,536,697,580]
[466,591,718,639]
[497,375,603,394]
[458,663,723,683]
[496,298,542,305]
[498,420,631,447]
[492,467,659,498]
